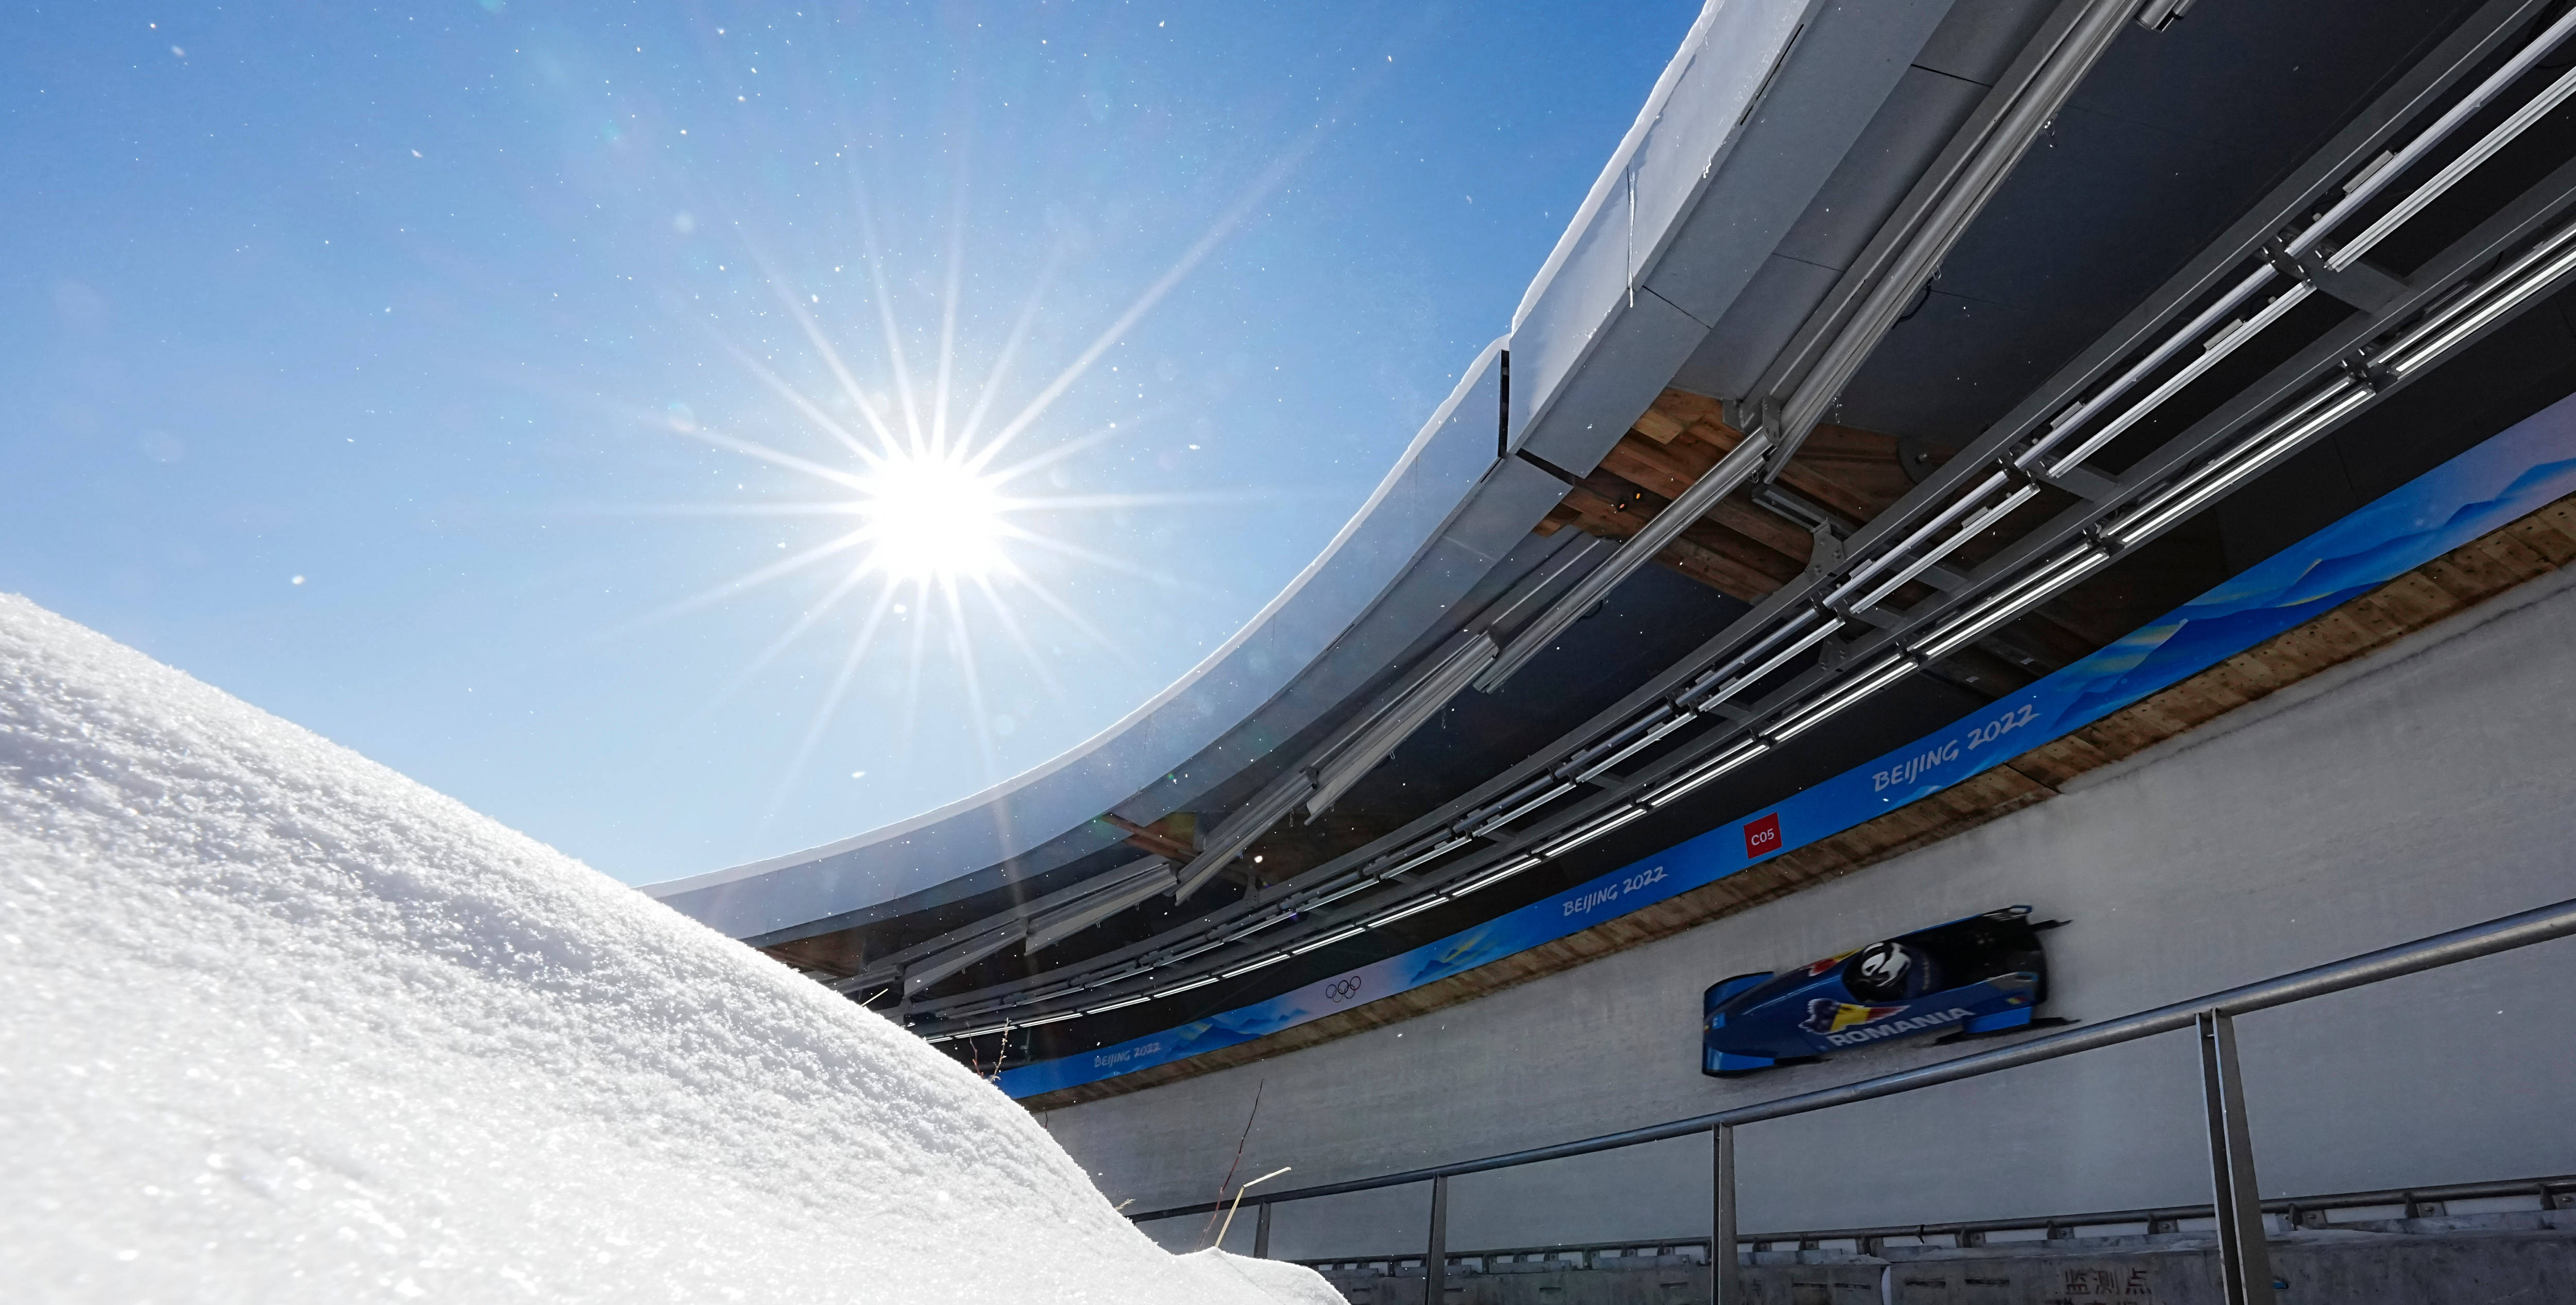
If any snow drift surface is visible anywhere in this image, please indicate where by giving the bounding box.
[0,595,1336,1305]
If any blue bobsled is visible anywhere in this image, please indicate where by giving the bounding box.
[1702,905,2062,1076]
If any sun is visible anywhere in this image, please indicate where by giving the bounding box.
[626,214,1227,814]
[855,451,1011,582]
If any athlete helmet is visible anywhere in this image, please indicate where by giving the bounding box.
[1853,942,1912,992]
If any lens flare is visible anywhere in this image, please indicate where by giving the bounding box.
[857,452,1008,581]
[618,190,1286,835]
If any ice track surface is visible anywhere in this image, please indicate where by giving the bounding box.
[0,595,1337,1304]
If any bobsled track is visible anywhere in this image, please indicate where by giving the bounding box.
[645,2,2576,1302]
[1127,890,2576,1304]
[0,593,1337,1304]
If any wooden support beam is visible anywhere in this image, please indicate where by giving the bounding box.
[1549,391,1946,608]
[1100,813,1195,862]
[762,930,868,978]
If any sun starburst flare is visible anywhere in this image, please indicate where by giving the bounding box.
[623,265,1226,846]
[855,451,1010,583]
[596,132,1341,856]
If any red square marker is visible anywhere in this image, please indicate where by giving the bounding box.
[1743,812,1783,860]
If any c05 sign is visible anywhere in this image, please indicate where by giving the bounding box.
[1743,812,1783,859]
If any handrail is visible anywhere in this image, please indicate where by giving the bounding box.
[1125,893,2576,1223]
[1283,1172,2576,1268]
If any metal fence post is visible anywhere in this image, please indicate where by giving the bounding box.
[2198,1010,2274,1304]
[1426,1175,1450,1305]
[1712,1123,1739,1305]
[1255,1200,1272,1259]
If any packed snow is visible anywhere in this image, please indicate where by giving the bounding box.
[0,595,1338,1304]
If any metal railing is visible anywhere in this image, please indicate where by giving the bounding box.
[1125,893,2576,1304]
[1287,1172,2576,1275]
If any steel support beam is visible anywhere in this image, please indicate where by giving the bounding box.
[2199,1010,2275,1304]
[1711,1124,1740,1305]
[1309,633,1499,816]
[1753,0,2149,479]
[901,921,1025,997]
[1477,432,1773,692]
[1425,1175,1450,1305]
[1023,857,1176,955]
[1173,772,1316,902]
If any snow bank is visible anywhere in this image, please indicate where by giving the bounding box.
[0,595,1334,1304]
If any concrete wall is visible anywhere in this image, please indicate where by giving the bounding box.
[1058,567,2576,1261]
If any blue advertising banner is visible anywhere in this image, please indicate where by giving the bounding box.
[996,393,2576,1099]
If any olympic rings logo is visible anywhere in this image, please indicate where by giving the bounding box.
[1324,975,1365,1003]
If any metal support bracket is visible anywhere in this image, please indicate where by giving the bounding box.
[1754,484,1852,565]
[2266,236,2411,314]
[2342,346,2399,393]
[2137,0,2200,31]
[2038,463,2123,502]
[1753,397,1788,483]
[1802,520,1848,580]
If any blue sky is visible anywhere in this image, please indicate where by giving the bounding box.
[3,1,1698,885]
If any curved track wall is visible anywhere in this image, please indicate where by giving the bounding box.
[1050,563,2576,1257]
